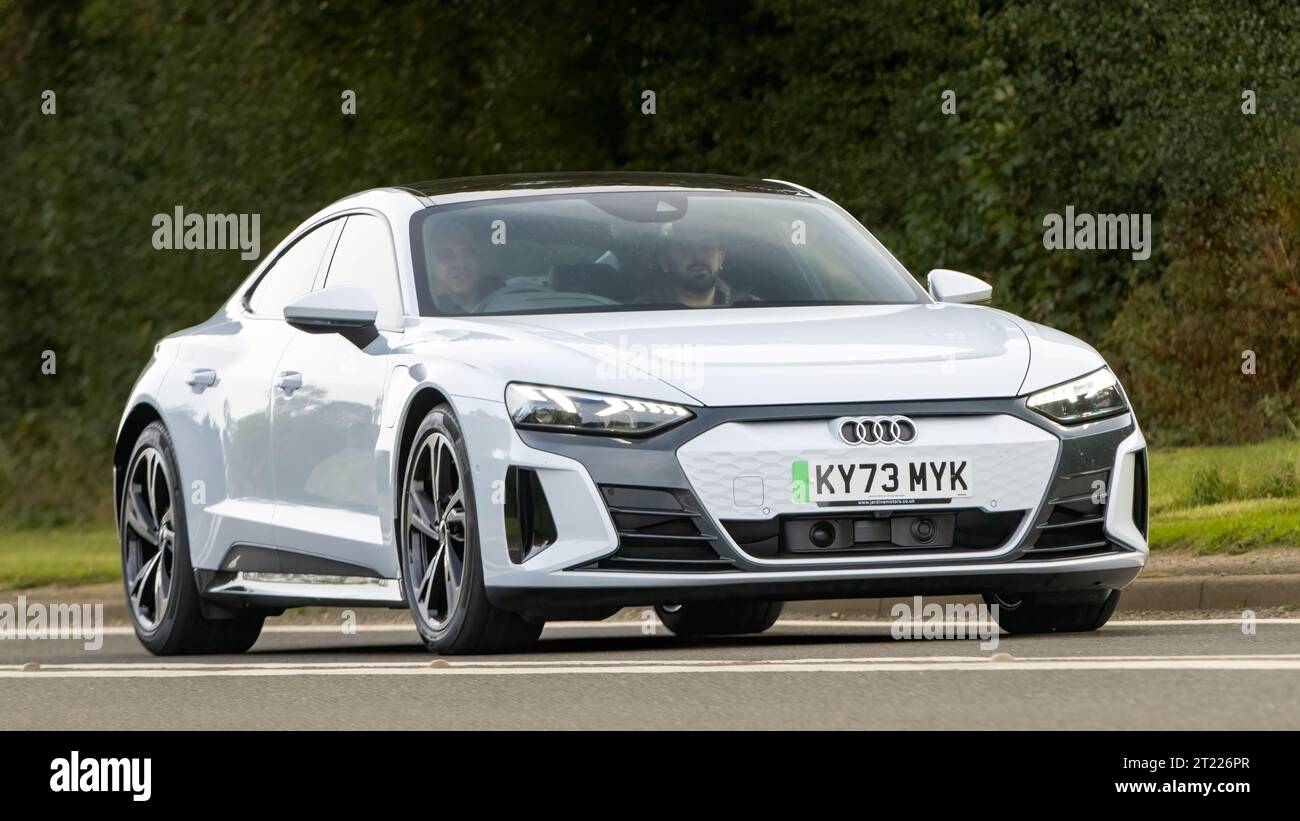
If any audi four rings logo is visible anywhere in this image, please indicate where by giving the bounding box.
[835,416,918,445]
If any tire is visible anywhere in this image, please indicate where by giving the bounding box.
[983,589,1121,635]
[655,600,784,637]
[120,421,264,654]
[398,403,543,654]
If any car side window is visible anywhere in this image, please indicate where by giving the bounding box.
[324,214,403,328]
[247,221,336,316]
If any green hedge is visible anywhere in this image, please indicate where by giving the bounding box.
[2,0,1298,524]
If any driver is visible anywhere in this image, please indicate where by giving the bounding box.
[639,222,751,307]
[426,222,486,313]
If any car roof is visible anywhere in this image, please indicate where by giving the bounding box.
[399,172,810,199]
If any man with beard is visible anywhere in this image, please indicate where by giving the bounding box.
[639,222,752,307]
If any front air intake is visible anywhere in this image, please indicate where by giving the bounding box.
[504,467,557,564]
[583,485,734,571]
[1021,467,1117,559]
[1133,448,1149,539]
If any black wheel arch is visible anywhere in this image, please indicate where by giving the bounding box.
[393,387,452,531]
[114,402,165,529]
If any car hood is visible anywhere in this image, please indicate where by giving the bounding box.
[453,304,1038,406]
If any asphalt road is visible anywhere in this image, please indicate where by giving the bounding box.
[2,617,1297,729]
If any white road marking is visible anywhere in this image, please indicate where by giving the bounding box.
[5,616,1297,640]
[741,618,1300,628]
[1,659,1298,677]
[3,653,1300,678]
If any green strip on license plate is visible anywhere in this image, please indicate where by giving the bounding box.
[792,459,809,503]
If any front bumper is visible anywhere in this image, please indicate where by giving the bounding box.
[454,395,1148,612]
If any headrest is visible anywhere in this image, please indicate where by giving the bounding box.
[549,262,625,300]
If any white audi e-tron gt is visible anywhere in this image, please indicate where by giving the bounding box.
[115,173,1148,654]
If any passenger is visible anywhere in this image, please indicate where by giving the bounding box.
[639,223,751,307]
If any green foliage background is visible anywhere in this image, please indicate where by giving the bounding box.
[2,0,1298,525]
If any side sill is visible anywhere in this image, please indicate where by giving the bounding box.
[196,569,405,609]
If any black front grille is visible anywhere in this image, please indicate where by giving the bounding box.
[1021,467,1116,559]
[583,485,734,572]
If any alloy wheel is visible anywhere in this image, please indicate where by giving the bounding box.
[121,446,176,632]
[404,432,469,631]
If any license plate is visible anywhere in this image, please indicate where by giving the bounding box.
[792,459,972,503]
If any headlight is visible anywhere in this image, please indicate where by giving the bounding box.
[505,383,694,436]
[1026,368,1128,424]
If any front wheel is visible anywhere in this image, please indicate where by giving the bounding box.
[399,404,542,654]
[655,600,784,637]
[983,590,1121,635]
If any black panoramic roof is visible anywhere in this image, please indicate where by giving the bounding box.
[401,172,809,198]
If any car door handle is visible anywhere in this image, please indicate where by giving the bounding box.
[275,371,303,394]
[184,368,218,388]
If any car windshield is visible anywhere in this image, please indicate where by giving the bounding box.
[410,190,927,316]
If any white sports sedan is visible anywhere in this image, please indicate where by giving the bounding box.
[114,173,1148,654]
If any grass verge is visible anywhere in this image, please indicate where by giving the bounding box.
[1149,439,1300,552]
[0,527,119,590]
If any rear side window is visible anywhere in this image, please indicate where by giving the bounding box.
[248,222,336,316]
[324,214,403,328]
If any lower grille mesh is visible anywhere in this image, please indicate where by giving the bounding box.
[1021,467,1116,559]
[584,485,734,572]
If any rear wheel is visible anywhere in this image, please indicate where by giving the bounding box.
[655,600,783,637]
[984,590,1121,634]
[120,422,264,654]
[399,404,543,654]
